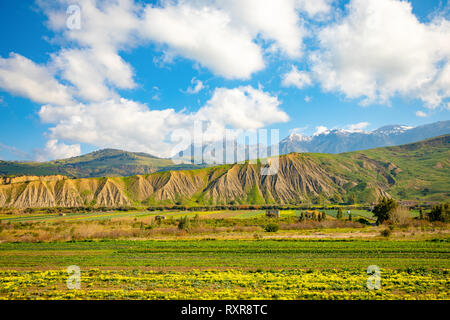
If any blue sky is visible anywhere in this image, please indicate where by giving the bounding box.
[0,0,449,161]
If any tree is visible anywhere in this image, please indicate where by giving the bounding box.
[298,212,305,222]
[336,208,343,220]
[348,194,357,205]
[428,203,449,222]
[177,216,191,231]
[321,211,327,221]
[372,197,398,225]
[419,208,424,220]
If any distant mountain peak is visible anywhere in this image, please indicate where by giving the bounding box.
[288,132,312,142]
[374,124,414,135]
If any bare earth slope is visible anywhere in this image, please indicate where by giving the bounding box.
[0,135,448,208]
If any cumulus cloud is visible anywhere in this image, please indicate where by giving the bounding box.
[314,126,329,136]
[310,0,450,108]
[185,78,205,94]
[0,53,73,105]
[39,86,288,157]
[282,66,312,89]
[140,3,264,79]
[295,0,335,18]
[139,0,326,78]
[211,0,308,58]
[34,139,81,161]
[197,86,289,131]
[415,111,428,118]
[40,0,139,101]
[28,0,325,99]
[51,48,135,102]
[346,121,370,132]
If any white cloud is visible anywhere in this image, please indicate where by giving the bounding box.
[39,86,288,157]
[197,86,289,131]
[29,0,324,100]
[40,0,139,102]
[311,0,450,108]
[314,126,329,136]
[34,139,81,161]
[304,96,312,102]
[282,66,312,89]
[185,78,205,94]
[212,0,308,58]
[44,0,141,50]
[0,53,73,105]
[346,121,370,132]
[52,48,135,102]
[140,3,266,79]
[415,111,428,117]
[295,0,334,18]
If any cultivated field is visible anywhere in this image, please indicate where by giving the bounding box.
[0,208,449,300]
[0,239,449,300]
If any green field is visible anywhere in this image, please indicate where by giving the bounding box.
[0,205,448,300]
[0,209,376,223]
[0,239,449,300]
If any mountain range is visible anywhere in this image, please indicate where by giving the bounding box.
[279,120,450,154]
[175,120,450,164]
[0,135,448,208]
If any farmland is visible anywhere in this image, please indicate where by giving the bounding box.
[0,239,449,300]
[0,207,448,300]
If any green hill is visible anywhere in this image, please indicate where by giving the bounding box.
[0,135,448,208]
[0,149,203,178]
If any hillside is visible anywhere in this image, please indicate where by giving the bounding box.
[0,149,203,178]
[0,135,448,208]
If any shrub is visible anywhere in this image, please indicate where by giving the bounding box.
[390,207,411,225]
[253,233,262,240]
[357,218,371,225]
[380,228,392,237]
[265,223,279,233]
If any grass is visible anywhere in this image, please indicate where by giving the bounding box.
[0,239,448,269]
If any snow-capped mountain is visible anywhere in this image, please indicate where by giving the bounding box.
[173,121,450,164]
[279,121,450,154]
[173,140,268,165]
[373,125,414,135]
